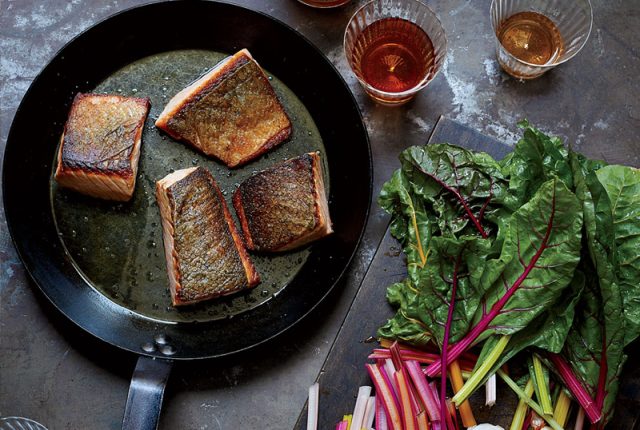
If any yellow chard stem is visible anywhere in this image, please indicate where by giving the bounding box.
[553,389,572,427]
[452,335,511,406]
[533,354,554,415]
[510,378,534,430]
[408,198,428,268]
[498,369,564,430]
[342,415,352,430]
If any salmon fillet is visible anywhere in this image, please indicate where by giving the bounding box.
[155,49,292,168]
[232,152,333,252]
[156,166,260,306]
[54,93,150,201]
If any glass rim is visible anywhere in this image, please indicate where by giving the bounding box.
[343,0,448,98]
[296,0,351,9]
[489,0,593,69]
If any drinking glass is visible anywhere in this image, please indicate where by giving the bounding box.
[490,0,593,79]
[297,0,350,8]
[344,0,447,105]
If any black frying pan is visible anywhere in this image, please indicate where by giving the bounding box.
[3,2,371,428]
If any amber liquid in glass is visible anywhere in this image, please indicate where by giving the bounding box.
[354,18,434,94]
[497,11,564,65]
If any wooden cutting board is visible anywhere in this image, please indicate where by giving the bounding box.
[294,116,640,430]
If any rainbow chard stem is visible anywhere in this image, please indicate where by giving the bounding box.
[451,335,511,406]
[532,354,554,415]
[440,253,462,429]
[547,353,601,424]
[498,369,564,430]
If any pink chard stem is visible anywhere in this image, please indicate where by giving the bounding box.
[365,363,402,429]
[376,395,389,430]
[547,353,601,424]
[405,360,441,423]
[335,421,348,430]
[440,254,462,430]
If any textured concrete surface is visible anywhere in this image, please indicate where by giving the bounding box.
[1,0,638,429]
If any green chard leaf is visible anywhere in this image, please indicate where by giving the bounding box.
[397,144,509,239]
[378,279,434,347]
[377,143,513,348]
[562,154,634,425]
[501,121,573,209]
[422,179,583,380]
[377,236,492,347]
[563,262,626,426]
[379,170,433,280]
[595,165,640,344]
[412,236,492,346]
[470,179,583,341]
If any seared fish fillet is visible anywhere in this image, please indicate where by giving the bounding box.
[156,166,260,306]
[155,49,292,168]
[232,152,333,252]
[54,93,150,201]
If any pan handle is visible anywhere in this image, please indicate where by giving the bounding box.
[122,355,173,430]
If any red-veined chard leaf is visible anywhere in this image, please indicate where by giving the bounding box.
[425,179,583,377]
[377,143,511,348]
[396,144,509,239]
[378,236,492,347]
[562,262,626,427]
[560,155,637,426]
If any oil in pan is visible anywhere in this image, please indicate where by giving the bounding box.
[51,49,329,323]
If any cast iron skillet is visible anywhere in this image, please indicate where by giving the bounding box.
[3,2,371,429]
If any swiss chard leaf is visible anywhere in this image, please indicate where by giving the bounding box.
[397,144,508,239]
[378,280,434,347]
[563,261,626,426]
[562,155,630,425]
[424,179,583,378]
[378,236,492,347]
[412,236,492,346]
[379,170,433,281]
[501,120,573,210]
[471,178,582,340]
[471,269,584,389]
[595,165,640,344]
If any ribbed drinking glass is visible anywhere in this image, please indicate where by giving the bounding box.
[490,0,593,79]
[344,0,447,105]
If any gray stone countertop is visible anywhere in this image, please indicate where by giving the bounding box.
[1,1,638,429]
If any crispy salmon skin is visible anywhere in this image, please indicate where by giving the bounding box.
[54,93,150,201]
[155,49,292,168]
[232,152,333,252]
[156,166,260,306]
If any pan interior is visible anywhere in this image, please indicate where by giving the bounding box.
[50,49,328,323]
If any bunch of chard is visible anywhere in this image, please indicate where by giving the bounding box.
[376,121,640,429]
[323,342,475,430]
